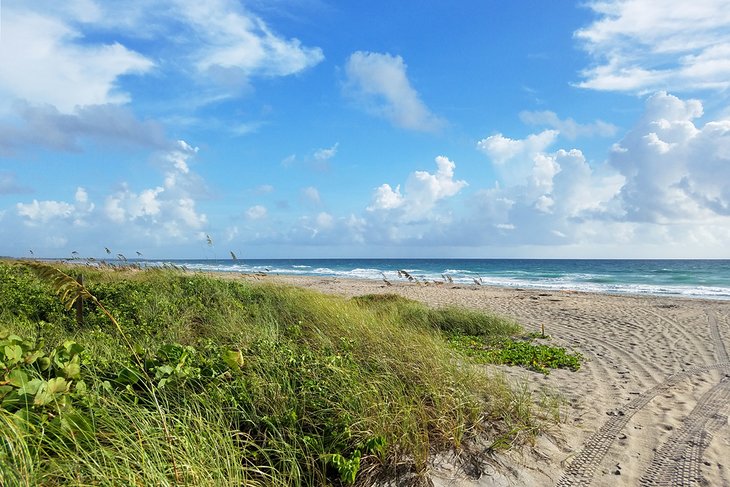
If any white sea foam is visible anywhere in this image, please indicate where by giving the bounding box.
[141,260,730,300]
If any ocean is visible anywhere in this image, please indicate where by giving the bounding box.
[137,258,730,301]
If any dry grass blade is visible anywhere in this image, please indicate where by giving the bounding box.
[22,260,94,311]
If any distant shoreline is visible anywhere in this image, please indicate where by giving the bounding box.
[5,256,730,300]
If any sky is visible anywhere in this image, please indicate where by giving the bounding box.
[1,0,730,260]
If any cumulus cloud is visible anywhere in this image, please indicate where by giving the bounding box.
[344,51,444,132]
[17,200,75,224]
[16,186,94,226]
[477,130,560,188]
[468,144,626,248]
[519,110,618,139]
[368,184,404,211]
[0,6,153,112]
[477,130,558,164]
[575,0,730,93]
[368,156,467,222]
[466,91,730,254]
[103,140,208,237]
[609,91,730,221]
[105,186,164,223]
[245,205,268,220]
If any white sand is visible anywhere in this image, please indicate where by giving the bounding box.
[244,274,730,486]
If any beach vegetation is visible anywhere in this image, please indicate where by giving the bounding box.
[447,335,583,375]
[0,260,563,486]
[352,293,581,374]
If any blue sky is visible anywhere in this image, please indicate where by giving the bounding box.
[2,0,730,259]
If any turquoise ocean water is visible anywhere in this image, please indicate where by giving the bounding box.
[137,259,730,301]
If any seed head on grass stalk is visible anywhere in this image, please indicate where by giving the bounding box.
[20,260,182,483]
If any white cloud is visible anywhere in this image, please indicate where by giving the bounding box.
[408,156,467,206]
[609,91,730,221]
[477,130,560,189]
[245,205,268,220]
[17,200,75,224]
[75,187,90,205]
[103,141,208,236]
[177,0,323,82]
[465,91,730,254]
[519,110,618,139]
[0,0,323,117]
[104,186,163,223]
[16,186,95,226]
[174,197,207,228]
[165,140,199,174]
[477,130,558,164]
[315,212,334,229]
[368,155,467,222]
[368,184,404,211]
[313,143,339,161]
[0,7,153,112]
[495,223,515,230]
[468,145,626,248]
[575,0,730,93]
[344,51,444,132]
[301,186,321,205]
[531,153,561,190]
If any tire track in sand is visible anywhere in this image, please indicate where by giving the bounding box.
[638,376,730,486]
[558,309,730,486]
[707,310,728,363]
[637,307,710,368]
[638,310,730,485]
[555,362,730,487]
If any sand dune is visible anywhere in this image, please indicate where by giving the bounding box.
[254,275,730,486]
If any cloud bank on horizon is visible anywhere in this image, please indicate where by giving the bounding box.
[1,0,729,259]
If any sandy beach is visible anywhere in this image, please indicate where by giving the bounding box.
[243,274,730,486]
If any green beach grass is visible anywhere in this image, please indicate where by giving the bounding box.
[0,260,579,486]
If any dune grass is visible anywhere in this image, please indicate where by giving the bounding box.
[0,260,563,486]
